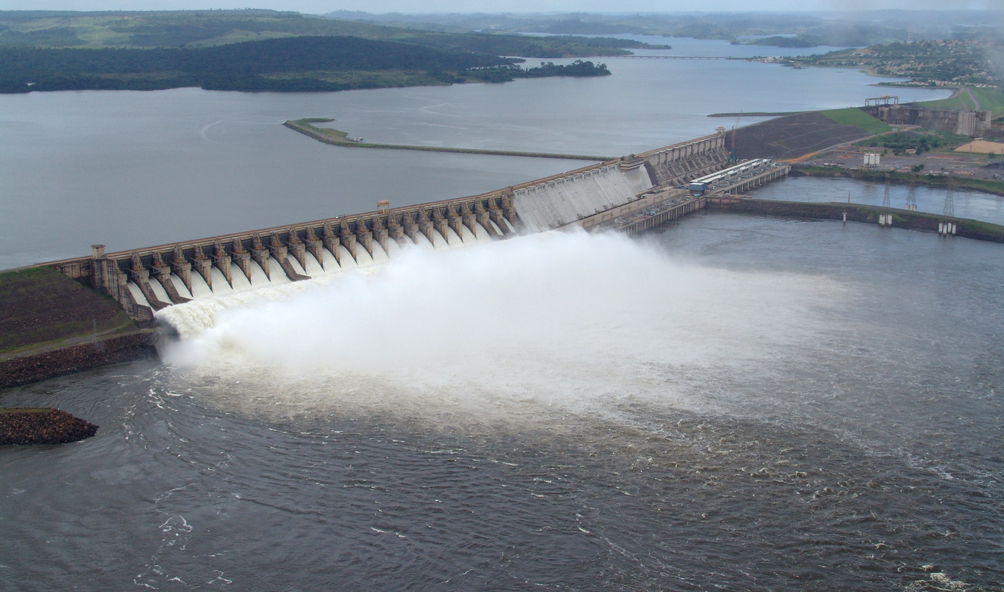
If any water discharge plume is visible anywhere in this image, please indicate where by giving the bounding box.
[159,230,849,422]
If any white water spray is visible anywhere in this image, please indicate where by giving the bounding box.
[158,230,847,421]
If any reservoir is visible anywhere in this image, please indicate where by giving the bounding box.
[0,37,948,270]
[1,39,1001,591]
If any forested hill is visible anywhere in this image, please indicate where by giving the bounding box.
[0,35,611,93]
[0,10,658,57]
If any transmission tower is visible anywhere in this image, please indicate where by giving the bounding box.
[943,188,955,217]
[906,182,918,211]
[882,180,891,208]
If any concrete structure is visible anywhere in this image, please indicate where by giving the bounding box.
[688,160,790,195]
[42,131,738,321]
[865,95,899,107]
[582,190,707,235]
[863,104,991,138]
[48,192,521,318]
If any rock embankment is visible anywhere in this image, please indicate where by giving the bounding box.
[0,331,158,390]
[0,408,98,445]
[731,112,871,160]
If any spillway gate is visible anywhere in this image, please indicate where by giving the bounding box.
[36,129,792,321]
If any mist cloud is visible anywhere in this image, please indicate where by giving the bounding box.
[159,230,847,423]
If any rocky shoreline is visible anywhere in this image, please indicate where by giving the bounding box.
[0,331,159,390]
[0,408,98,445]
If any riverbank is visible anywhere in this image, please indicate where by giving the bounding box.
[0,266,159,389]
[0,330,159,390]
[284,119,614,161]
[706,197,1004,243]
[792,165,1004,198]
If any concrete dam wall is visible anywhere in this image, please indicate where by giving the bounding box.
[42,132,730,320]
[514,163,652,232]
[515,132,728,232]
[863,105,992,138]
[52,194,520,317]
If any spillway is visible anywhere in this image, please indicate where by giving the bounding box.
[40,131,731,326]
[513,163,653,232]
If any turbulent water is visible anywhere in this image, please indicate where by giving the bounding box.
[2,213,1002,591]
[0,34,994,591]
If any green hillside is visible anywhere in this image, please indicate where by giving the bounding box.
[0,10,654,57]
[821,108,892,135]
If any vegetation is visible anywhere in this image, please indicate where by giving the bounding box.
[285,118,614,161]
[854,129,970,155]
[820,108,892,135]
[0,10,660,56]
[2,9,991,52]
[0,34,614,94]
[916,89,980,111]
[787,40,1001,87]
[969,87,1004,114]
[918,86,1004,118]
[0,10,625,95]
[0,266,135,355]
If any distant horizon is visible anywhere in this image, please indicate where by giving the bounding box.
[1,1,1001,16]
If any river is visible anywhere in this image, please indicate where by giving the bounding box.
[755,176,1004,226]
[2,38,1002,592]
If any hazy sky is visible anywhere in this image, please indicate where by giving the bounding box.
[1,0,1001,13]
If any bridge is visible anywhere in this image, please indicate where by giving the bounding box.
[43,130,773,322]
[608,56,731,60]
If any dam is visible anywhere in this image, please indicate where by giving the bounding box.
[42,131,753,322]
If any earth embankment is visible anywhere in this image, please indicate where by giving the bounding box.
[0,266,159,389]
[731,111,874,160]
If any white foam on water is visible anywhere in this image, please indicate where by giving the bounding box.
[158,230,848,424]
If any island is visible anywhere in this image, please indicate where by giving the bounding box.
[0,408,98,446]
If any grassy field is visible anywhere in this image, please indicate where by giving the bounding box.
[917,89,979,111]
[970,87,1004,115]
[914,87,1004,116]
[0,266,137,355]
[821,108,892,135]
